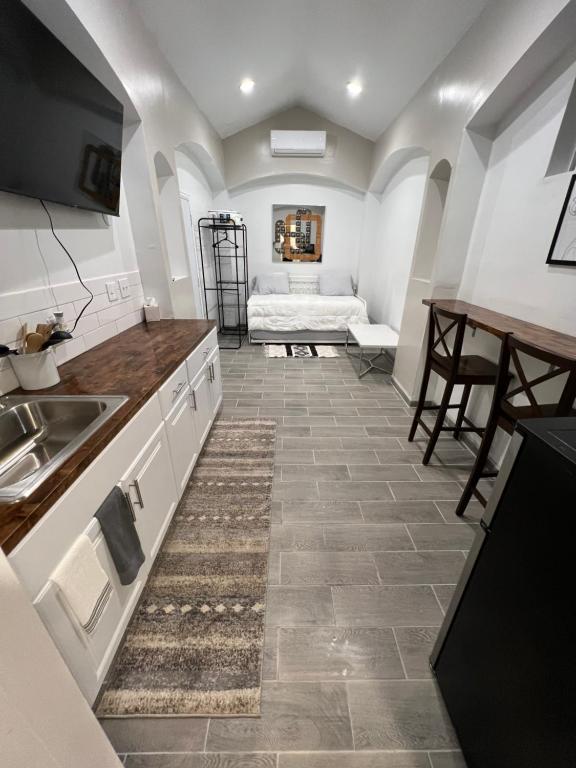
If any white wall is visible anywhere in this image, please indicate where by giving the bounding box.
[460,62,576,333]
[357,156,429,330]
[176,152,216,318]
[214,182,366,287]
[450,59,576,465]
[0,188,144,394]
[223,107,374,193]
[367,0,573,398]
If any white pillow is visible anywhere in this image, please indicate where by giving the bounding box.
[256,273,290,295]
[319,271,354,296]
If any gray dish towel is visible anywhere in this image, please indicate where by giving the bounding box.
[94,487,145,585]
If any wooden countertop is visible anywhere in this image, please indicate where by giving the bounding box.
[423,299,576,361]
[0,319,216,554]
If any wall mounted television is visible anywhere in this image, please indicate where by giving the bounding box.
[0,0,124,216]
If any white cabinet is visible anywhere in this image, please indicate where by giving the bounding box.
[165,385,199,497]
[8,329,223,706]
[206,347,223,419]
[121,422,178,560]
[189,367,212,447]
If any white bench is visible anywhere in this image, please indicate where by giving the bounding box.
[345,323,399,378]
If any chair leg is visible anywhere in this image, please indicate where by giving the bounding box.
[453,384,471,440]
[408,361,432,442]
[455,416,499,517]
[422,381,454,465]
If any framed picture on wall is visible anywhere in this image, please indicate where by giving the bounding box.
[272,205,325,263]
[547,174,576,266]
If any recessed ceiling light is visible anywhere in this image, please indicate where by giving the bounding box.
[346,80,362,97]
[240,78,255,94]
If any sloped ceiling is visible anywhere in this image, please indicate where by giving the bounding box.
[132,0,492,140]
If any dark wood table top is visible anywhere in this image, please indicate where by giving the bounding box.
[423,299,576,361]
[0,319,216,554]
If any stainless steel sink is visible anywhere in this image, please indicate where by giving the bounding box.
[0,395,128,502]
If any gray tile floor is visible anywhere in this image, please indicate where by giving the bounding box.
[103,341,484,767]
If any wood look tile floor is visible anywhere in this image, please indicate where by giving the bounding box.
[106,342,483,767]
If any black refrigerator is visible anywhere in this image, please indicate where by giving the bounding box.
[432,417,576,768]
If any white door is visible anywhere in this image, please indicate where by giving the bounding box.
[179,193,206,318]
[207,348,223,418]
[190,367,212,447]
[123,424,178,560]
[165,385,199,496]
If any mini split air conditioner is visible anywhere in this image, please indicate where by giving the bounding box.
[270,130,326,157]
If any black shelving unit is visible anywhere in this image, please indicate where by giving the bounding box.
[198,218,248,349]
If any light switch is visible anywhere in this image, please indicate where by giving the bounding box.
[118,278,130,299]
[106,281,119,301]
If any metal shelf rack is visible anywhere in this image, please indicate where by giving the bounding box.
[197,218,248,349]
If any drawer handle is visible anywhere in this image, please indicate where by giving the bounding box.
[124,491,137,522]
[172,381,186,399]
[189,390,197,410]
[130,479,144,509]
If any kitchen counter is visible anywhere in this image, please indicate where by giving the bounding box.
[0,319,215,553]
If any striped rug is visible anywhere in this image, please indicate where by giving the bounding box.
[96,419,276,717]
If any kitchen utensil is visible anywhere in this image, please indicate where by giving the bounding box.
[41,330,73,350]
[25,332,45,354]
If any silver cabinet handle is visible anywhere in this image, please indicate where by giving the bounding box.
[207,363,213,382]
[211,362,215,380]
[129,478,144,508]
[172,381,186,399]
[124,491,137,521]
[189,389,197,410]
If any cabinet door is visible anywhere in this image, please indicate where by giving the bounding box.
[207,348,223,418]
[190,367,212,448]
[166,385,199,497]
[123,423,178,560]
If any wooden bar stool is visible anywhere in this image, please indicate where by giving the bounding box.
[408,303,501,465]
[455,333,576,516]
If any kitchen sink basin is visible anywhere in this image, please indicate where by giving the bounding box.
[0,395,128,503]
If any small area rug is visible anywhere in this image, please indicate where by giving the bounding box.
[96,418,276,718]
[264,343,340,358]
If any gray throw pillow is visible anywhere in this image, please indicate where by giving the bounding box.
[256,273,290,295]
[319,271,354,296]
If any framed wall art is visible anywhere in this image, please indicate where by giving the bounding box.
[272,204,325,263]
[547,174,576,266]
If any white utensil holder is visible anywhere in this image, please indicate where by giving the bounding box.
[10,348,61,390]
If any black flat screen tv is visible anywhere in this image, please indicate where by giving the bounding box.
[0,0,124,215]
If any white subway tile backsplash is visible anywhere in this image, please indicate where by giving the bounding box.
[69,312,100,337]
[97,303,126,326]
[54,336,86,366]
[0,269,143,393]
[0,365,19,395]
[116,309,144,333]
[0,317,22,346]
[82,320,119,352]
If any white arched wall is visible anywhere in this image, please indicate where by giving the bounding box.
[357,154,429,331]
[175,149,217,319]
[214,178,366,286]
[153,151,196,318]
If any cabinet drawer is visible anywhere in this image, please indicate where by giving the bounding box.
[187,327,217,382]
[158,361,188,418]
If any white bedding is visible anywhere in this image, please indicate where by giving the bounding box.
[248,293,369,332]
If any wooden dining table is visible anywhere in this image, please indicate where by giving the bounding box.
[422,299,576,361]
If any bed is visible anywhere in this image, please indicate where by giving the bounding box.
[248,274,369,343]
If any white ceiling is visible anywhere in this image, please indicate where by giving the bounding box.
[133,0,492,140]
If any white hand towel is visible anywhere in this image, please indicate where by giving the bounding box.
[50,534,112,634]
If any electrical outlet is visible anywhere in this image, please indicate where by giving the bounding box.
[106,281,119,301]
[118,278,130,299]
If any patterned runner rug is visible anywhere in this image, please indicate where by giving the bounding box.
[264,343,340,358]
[96,419,276,717]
